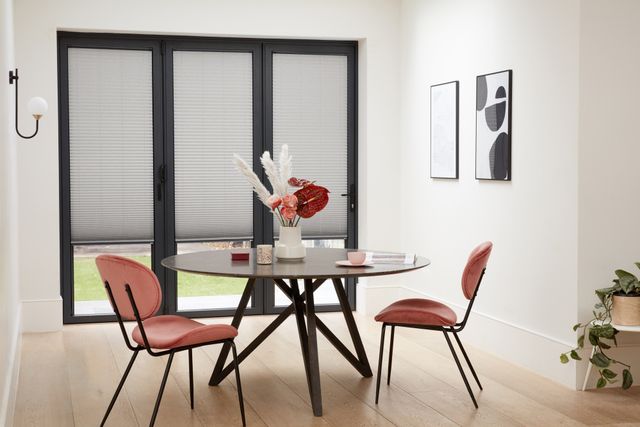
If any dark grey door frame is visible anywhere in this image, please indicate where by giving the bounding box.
[58,32,357,324]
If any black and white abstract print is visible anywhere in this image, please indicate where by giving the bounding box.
[476,70,512,180]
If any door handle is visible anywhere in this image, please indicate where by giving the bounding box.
[157,164,166,201]
[340,184,356,212]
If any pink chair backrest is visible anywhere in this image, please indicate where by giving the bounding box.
[95,255,162,321]
[461,242,493,299]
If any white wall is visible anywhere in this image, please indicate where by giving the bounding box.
[577,0,640,388]
[396,0,580,388]
[13,0,402,331]
[0,0,22,423]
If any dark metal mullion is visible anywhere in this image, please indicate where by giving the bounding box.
[151,40,166,315]
[162,41,177,315]
[346,45,358,309]
[262,43,277,314]
[58,37,74,323]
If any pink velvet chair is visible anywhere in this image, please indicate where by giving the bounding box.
[374,242,493,408]
[95,255,246,427]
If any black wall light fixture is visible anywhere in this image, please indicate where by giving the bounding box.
[8,68,48,139]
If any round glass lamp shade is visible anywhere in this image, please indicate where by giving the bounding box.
[28,97,48,120]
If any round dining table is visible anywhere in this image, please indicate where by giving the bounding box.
[162,248,430,417]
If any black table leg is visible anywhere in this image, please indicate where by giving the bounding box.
[332,277,373,377]
[290,280,313,400]
[210,279,326,385]
[209,278,255,386]
[304,279,323,416]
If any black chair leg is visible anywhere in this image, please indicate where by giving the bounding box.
[231,341,246,427]
[443,331,478,408]
[188,349,195,409]
[452,331,482,390]
[375,324,386,404]
[100,349,139,427]
[387,326,395,385]
[149,351,175,427]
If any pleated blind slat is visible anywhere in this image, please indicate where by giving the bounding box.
[273,53,348,238]
[68,48,154,243]
[173,51,254,241]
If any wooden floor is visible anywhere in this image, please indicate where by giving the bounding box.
[13,312,640,427]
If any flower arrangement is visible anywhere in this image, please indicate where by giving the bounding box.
[233,145,330,227]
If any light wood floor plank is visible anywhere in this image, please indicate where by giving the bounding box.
[323,313,586,427]
[14,333,76,427]
[271,315,459,427]
[198,316,332,427]
[14,313,640,427]
[169,345,267,427]
[63,324,138,427]
[245,315,398,427]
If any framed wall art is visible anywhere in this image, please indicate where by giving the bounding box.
[430,80,459,179]
[476,69,512,180]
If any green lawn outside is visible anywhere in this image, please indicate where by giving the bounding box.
[74,255,246,301]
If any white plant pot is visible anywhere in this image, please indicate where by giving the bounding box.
[275,226,306,261]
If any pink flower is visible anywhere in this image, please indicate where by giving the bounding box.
[281,207,297,220]
[267,195,281,210]
[282,194,298,209]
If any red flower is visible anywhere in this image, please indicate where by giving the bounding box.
[288,177,314,187]
[294,184,329,218]
[267,195,282,210]
[282,194,298,209]
[281,207,297,220]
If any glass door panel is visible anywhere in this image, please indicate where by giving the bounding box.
[176,241,251,312]
[167,42,261,315]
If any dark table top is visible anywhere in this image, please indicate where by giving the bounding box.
[161,248,430,280]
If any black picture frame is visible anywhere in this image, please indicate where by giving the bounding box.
[430,80,459,179]
[475,69,512,181]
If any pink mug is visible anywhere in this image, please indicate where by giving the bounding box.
[347,251,366,265]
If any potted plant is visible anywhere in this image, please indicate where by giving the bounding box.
[560,262,640,389]
[233,145,329,261]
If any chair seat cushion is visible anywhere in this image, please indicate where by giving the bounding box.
[374,298,457,326]
[132,315,238,349]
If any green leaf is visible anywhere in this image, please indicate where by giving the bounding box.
[599,341,611,350]
[589,332,599,346]
[573,323,582,332]
[577,334,585,348]
[602,369,617,379]
[596,286,619,304]
[591,324,616,339]
[615,270,639,294]
[570,350,582,361]
[597,377,607,388]
[560,353,569,364]
[591,352,611,368]
[623,369,633,389]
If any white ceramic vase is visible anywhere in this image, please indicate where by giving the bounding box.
[275,226,306,261]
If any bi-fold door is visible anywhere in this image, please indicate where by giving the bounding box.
[59,33,357,323]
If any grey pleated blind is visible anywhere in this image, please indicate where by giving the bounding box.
[173,51,254,241]
[273,53,348,238]
[68,48,154,243]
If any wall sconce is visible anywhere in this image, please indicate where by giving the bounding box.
[8,68,48,140]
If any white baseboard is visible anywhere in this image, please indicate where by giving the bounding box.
[0,305,22,427]
[21,297,63,332]
[356,283,577,389]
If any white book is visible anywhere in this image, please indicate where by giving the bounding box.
[364,252,416,265]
